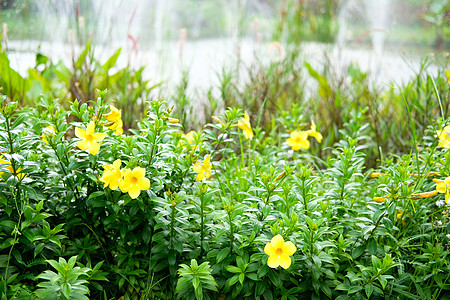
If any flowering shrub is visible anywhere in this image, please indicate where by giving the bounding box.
[1,89,450,300]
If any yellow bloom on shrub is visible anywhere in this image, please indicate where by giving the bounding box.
[193,155,212,181]
[42,126,56,144]
[182,131,197,145]
[75,121,107,155]
[436,177,450,204]
[119,167,150,199]
[110,118,123,135]
[0,156,25,180]
[168,117,179,124]
[264,234,296,269]
[235,112,253,140]
[370,172,384,178]
[373,195,388,203]
[181,131,202,151]
[105,105,123,135]
[100,159,123,190]
[286,131,310,150]
[437,125,450,149]
[411,190,438,198]
[105,105,121,123]
[306,121,323,143]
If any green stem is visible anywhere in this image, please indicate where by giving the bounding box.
[170,205,176,248]
[52,144,81,199]
[3,193,23,296]
[200,192,205,257]
[228,210,234,255]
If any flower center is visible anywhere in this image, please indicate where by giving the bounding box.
[131,176,138,184]
[275,248,283,255]
[86,134,94,143]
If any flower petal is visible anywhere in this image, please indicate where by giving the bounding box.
[112,159,122,170]
[205,168,212,179]
[437,182,447,193]
[133,167,146,179]
[128,185,141,199]
[75,127,86,139]
[123,169,132,182]
[271,234,284,249]
[193,161,203,173]
[196,172,205,181]
[264,242,274,256]
[267,255,280,268]
[88,142,100,155]
[109,179,120,191]
[86,121,96,135]
[300,139,310,149]
[282,241,297,256]
[93,133,107,141]
[279,254,292,269]
[77,140,88,151]
[119,181,130,193]
[138,177,150,190]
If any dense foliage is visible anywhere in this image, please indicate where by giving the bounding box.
[0,65,450,299]
[0,1,449,298]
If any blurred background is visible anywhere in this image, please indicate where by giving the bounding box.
[1,0,448,88]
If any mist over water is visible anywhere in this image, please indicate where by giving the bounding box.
[3,0,439,92]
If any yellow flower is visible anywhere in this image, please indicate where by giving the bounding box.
[411,171,440,178]
[0,157,9,179]
[411,190,438,198]
[397,210,404,220]
[42,126,56,144]
[100,159,123,190]
[212,116,225,126]
[109,118,123,135]
[105,105,123,135]
[446,70,450,83]
[436,177,450,204]
[286,131,310,150]
[370,172,384,178]
[235,112,253,140]
[264,234,296,269]
[105,105,121,123]
[75,121,107,155]
[182,131,196,145]
[168,117,179,124]
[437,125,450,149]
[193,155,212,181]
[119,167,150,199]
[181,131,202,150]
[373,195,388,203]
[0,156,25,180]
[306,121,323,143]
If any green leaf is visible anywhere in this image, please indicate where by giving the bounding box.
[61,282,71,299]
[192,276,200,290]
[365,283,374,298]
[226,274,239,287]
[348,285,363,294]
[36,200,44,212]
[226,266,241,274]
[367,238,377,255]
[216,248,229,263]
[352,245,365,259]
[268,270,282,288]
[378,275,388,289]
